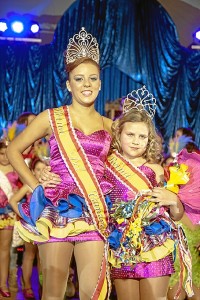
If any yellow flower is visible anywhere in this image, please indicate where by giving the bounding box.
[166,163,190,193]
[117,218,125,224]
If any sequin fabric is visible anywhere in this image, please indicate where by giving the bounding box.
[111,254,175,279]
[19,128,112,242]
[45,129,112,205]
[108,165,175,279]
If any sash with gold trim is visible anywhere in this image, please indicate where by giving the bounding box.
[106,151,176,262]
[106,151,153,193]
[49,106,110,299]
[106,151,193,298]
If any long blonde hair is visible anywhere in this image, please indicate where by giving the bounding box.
[110,109,162,163]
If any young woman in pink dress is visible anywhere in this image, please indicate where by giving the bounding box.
[7,28,113,300]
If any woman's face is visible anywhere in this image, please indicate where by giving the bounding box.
[67,62,101,107]
[120,122,149,161]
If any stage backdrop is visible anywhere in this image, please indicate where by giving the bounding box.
[0,0,199,146]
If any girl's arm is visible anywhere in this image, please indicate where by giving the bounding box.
[148,164,184,221]
[7,110,51,191]
[150,187,184,221]
[9,184,30,216]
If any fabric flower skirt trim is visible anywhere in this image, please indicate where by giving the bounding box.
[0,215,15,229]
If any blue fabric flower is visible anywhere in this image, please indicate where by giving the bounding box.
[19,185,112,226]
[105,195,112,210]
[108,229,122,250]
[59,194,85,218]
[144,220,170,235]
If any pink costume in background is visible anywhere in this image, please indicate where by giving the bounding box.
[177,149,200,224]
[0,171,19,229]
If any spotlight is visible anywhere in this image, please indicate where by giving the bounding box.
[30,22,40,34]
[0,14,41,43]
[195,29,200,41]
[191,28,200,50]
[10,20,24,34]
[0,19,8,32]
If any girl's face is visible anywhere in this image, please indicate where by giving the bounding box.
[32,161,46,180]
[120,122,149,160]
[0,147,9,166]
[67,62,101,107]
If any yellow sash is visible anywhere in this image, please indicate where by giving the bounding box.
[106,151,153,193]
[50,106,110,299]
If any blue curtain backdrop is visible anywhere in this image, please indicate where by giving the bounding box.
[0,0,199,146]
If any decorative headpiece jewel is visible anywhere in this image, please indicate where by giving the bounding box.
[123,85,157,119]
[65,27,99,65]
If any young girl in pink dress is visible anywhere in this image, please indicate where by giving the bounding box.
[0,139,19,297]
[106,87,191,300]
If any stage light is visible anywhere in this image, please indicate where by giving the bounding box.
[191,28,200,50]
[30,22,40,34]
[0,14,41,43]
[10,20,24,34]
[195,30,200,41]
[0,19,8,32]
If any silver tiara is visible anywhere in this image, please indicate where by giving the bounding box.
[65,27,99,64]
[123,86,157,119]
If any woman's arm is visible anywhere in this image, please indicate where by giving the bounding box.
[7,110,51,191]
[9,184,30,216]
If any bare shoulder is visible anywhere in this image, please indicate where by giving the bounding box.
[27,109,51,133]
[102,116,113,135]
[34,109,49,122]
[16,109,52,142]
[146,163,164,182]
[149,163,164,174]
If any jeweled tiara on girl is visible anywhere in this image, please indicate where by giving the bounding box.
[123,85,157,119]
[65,27,99,64]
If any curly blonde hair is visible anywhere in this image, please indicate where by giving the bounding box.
[110,109,162,163]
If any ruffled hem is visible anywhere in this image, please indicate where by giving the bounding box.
[108,239,175,268]
[16,218,97,243]
[19,185,111,224]
[17,185,111,243]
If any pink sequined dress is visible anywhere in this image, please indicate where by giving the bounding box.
[108,165,175,279]
[18,116,113,243]
[0,171,19,229]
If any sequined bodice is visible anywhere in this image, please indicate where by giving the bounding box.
[108,165,157,203]
[45,129,112,204]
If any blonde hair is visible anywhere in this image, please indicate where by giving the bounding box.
[110,109,162,163]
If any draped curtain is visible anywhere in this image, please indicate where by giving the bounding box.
[0,0,199,146]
